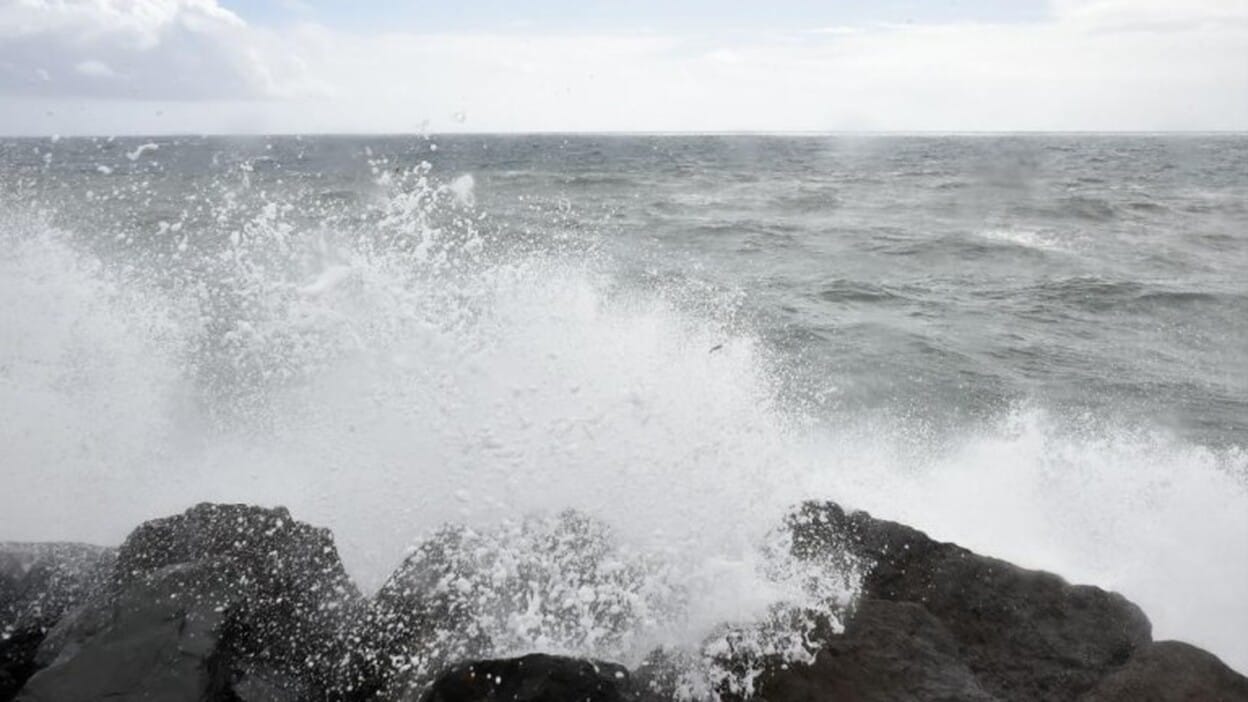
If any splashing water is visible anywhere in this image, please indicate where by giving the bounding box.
[1,141,1246,679]
[361,510,856,697]
[0,163,856,690]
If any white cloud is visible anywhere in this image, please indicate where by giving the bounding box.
[0,0,318,99]
[1054,0,1248,32]
[807,26,865,36]
[0,0,1245,133]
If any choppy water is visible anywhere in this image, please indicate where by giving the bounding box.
[2,134,1246,673]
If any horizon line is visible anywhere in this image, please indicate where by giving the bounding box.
[4,129,1247,139]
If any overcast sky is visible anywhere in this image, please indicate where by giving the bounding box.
[1,0,1245,135]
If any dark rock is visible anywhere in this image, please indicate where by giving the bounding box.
[421,653,635,702]
[6,501,1244,702]
[0,630,43,702]
[0,543,114,632]
[0,543,113,701]
[756,598,996,702]
[766,501,1154,701]
[1080,640,1248,702]
[16,503,359,702]
[17,565,234,701]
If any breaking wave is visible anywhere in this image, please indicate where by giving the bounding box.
[1,159,1245,678]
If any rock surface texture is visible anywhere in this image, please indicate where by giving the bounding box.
[758,501,1157,701]
[0,543,114,699]
[1080,641,1248,702]
[2,500,1245,701]
[10,503,359,702]
[420,654,636,702]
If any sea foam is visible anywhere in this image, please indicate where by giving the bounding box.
[1,162,1245,677]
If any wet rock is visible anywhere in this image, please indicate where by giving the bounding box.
[0,630,43,702]
[420,653,635,702]
[5,501,1244,701]
[356,511,667,700]
[766,501,1154,701]
[0,543,114,632]
[0,543,113,701]
[16,503,359,702]
[755,598,996,702]
[1080,640,1248,702]
[356,524,497,697]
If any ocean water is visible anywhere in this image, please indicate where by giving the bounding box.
[1,134,1246,674]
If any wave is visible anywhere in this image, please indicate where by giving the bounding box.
[1,167,1246,675]
[975,227,1069,253]
[0,176,848,681]
[813,407,1248,669]
[767,186,843,213]
[562,173,647,188]
[1012,196,1118,222]
[816,279,908,304]
[990,277,1246,314]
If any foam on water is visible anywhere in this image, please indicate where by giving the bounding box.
[1,163,1246,680]
[802,408,1248,671]
[977,226,1068,252]
[0,171,853,689]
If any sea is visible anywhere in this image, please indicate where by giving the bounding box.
[1,134,1245,674]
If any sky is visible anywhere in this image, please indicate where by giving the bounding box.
[0,0,1245,135]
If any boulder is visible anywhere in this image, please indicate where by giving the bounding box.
[421,653,635,702]
[755,598,996,702]
[356,511,660,700]
[6,501,1245,702]
[0,543,113,701]
[16,503,359,702]
[1080,640,1248,702]
[760,501,1154,701]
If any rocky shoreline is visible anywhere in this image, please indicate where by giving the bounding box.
[2,502,1244,701]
